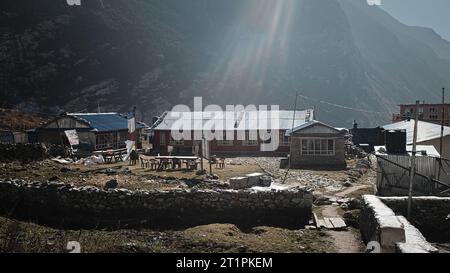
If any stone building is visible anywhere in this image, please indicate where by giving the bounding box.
[286,120,346,169]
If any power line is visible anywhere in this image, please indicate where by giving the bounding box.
[297,94,388,115]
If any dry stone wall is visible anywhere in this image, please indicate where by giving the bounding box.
[379,196,450,242]
[360,195,439,253]
[0,179,313,229]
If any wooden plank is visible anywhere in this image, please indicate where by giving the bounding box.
[329,218,347,230]
[317,219,326,229]
[323,218,334,229]
[313,213,320,227]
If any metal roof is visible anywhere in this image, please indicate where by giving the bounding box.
[382,120,450,144]
[285,120,341,136]
[151,109,314,131]
[68,113,147,132]
[374,145,440,157]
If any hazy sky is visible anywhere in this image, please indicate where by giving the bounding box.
[381,0,450,41]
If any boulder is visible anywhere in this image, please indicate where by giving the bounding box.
[104,179,118,190]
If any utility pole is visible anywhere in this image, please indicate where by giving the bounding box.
[289,93,299,169]
[440,88,445,160]
[200,135,204,173]
[407,100,420,220]
[282,92,298,184]
[439,88,446,180]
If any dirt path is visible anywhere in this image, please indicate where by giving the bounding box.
[319,168,377,253]
[321,205,364,253]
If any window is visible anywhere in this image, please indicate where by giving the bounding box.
[218,131,233,146]
[160,132,166,146]
[117,131,127,148]
[95,133,114,150]
[280,131,290,146]
[243,131,258,146]
[300,138,335,156]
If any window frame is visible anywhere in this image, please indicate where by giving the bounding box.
[243,130,258,146]
[95,133,114,150]
[217,131,233,146]
[160,132,167,146]
[300,138,336,156]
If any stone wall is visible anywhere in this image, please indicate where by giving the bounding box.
[290,138,346,169]
[379,196,450,242]
[360,195,405,252]
[0,179,313,229]
[360,195,438,253]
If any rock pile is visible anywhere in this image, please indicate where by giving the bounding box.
[229,173,272,190]
[0,143,47,162]
[0,143,67,162]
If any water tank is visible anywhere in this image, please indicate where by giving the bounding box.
[385,130,406,154]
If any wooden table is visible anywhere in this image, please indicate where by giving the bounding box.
[155,156,199,170]
[93,148,127,163]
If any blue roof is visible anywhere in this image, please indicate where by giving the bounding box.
[69,113,147,132]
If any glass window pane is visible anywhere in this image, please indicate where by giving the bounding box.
[321,140,327,152]
[301,140,307,154]
[314,140,321,154]
[308,139,314,151]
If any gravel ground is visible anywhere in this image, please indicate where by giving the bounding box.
[249,157,349,193]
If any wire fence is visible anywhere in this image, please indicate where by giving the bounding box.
[376,154,450,196]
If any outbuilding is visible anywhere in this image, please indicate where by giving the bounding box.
[33,113,148,151]
[286,120,346,169]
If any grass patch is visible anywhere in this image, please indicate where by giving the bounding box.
[0,217,334,253]
[179,224,334,253]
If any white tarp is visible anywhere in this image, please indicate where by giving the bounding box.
[124,140,135,160]
[128,117,136,133]
[79,155,105,166]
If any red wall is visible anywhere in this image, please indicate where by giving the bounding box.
[152,130,290,156]
[396,104,450,126]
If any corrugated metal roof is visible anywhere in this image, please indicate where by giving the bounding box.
[152,109,314,131]
[374,145,440,157]
[382,120,450,144]
[68,113,147,132]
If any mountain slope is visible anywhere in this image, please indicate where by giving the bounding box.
[1,0,450,127]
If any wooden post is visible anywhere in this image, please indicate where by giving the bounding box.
[282,92,298,184]
[439,88,445,180]
[440,88,445,160]
[200,140,204,172]
[407,100,420,220]
[288,93,299,170]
